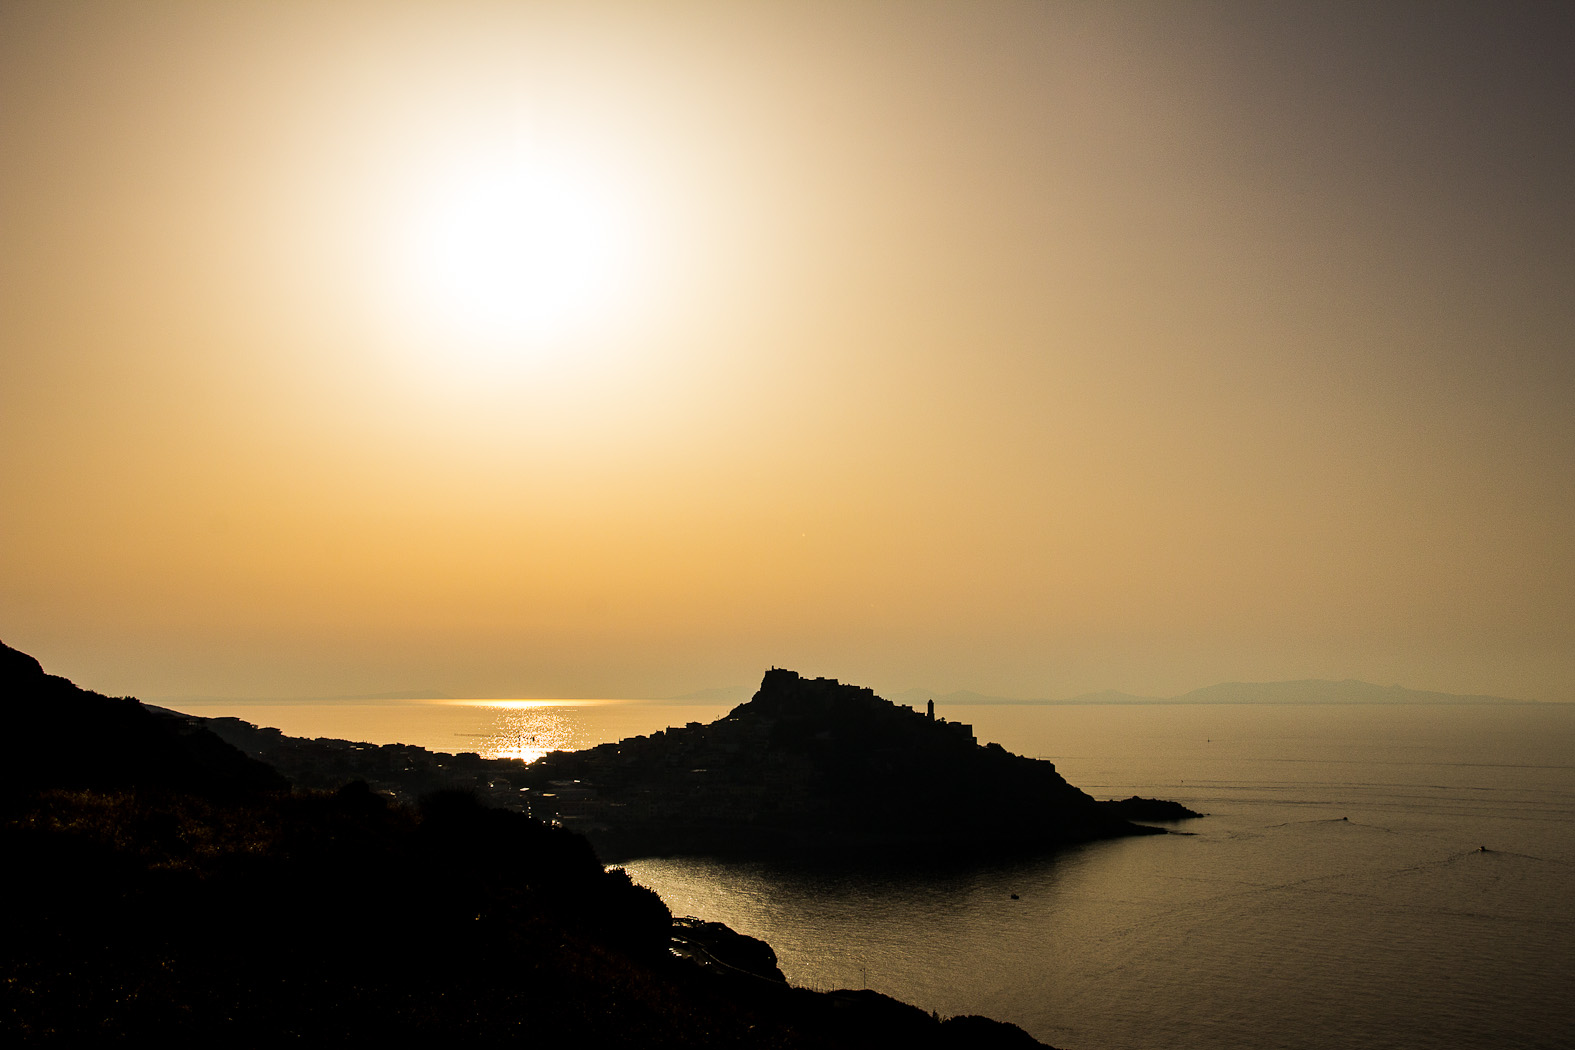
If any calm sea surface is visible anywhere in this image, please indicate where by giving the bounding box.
[180,698,1575,1050]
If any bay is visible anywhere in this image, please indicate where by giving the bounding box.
[181,696,1575,1049]
[626,703,1575,1050]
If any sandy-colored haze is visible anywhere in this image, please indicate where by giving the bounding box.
[4,3,1571,701]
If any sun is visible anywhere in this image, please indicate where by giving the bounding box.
[390,148,641,364]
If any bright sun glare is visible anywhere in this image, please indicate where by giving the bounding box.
[391,148,640,365]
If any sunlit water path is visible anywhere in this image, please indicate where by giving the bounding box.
[173,696,736,763]
[180,698,1575,1050]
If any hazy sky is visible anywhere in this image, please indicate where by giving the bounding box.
[4,2,1572,702]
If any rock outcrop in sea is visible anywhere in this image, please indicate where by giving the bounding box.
[522,667,1199,861]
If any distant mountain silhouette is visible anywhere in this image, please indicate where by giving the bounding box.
[522,668,1198,861]
[893,679,1529,705]
[892,686,1164,705]
[1168,679,1527,705]
[1061,689,1164,704]
[152,688,453,703]
[664,684,753,702]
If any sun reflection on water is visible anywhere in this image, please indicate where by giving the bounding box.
[442,699,623,762]
[167,697,740,762]
[448,700,620,709]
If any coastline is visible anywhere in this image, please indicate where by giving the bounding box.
[2,640,1060,1048]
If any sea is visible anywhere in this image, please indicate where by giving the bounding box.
[175,696,1575,1050]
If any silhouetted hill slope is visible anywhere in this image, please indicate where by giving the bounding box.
[2,643,1050,1048]
[523,668,1196,861]
[190,710,533,805]
[0,639,285,794]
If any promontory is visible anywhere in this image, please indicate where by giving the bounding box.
[518,667,1199,861]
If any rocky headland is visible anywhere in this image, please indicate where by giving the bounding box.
[518,668,1200,861]
[1,640,1052,1047]
[191,667,1202,862]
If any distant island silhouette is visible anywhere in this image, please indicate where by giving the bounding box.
[1,639,1056,1047]
[890,679,1534,706]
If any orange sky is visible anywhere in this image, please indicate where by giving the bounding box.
[4,2,1572,702]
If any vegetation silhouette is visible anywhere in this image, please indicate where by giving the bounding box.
[1,639,284,795]
[1,640,1052,1047]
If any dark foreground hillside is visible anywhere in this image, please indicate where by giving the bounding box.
[0,641,1047,1048]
